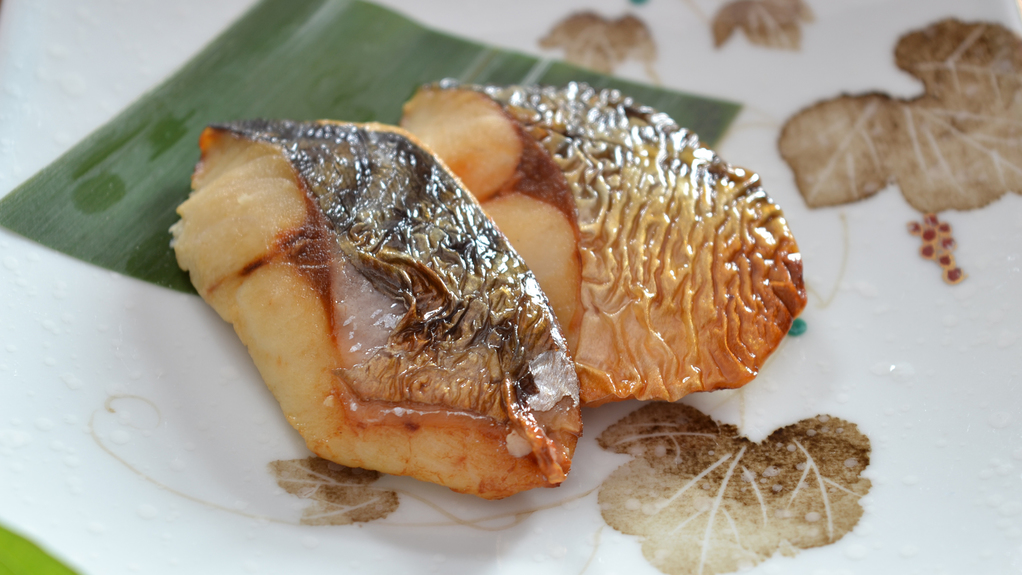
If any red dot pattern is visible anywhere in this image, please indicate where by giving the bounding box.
[909,213,965,285]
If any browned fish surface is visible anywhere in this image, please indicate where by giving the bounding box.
[171,120,581,499]
[403,83,806,405]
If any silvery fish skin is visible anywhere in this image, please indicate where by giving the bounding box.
[408,82,806,405]
[222,120,576,416]
[173,120,581,496]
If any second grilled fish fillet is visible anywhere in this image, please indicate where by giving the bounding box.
[402,83,807,405]
[171,120,581,499]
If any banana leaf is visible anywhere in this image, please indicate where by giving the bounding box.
[0,524,79,575]
[0,0,740,293]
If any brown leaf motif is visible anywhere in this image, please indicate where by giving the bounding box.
[270,457,399,525]
[779,19,1022,213]
[597,403,871,575]
[712,0,814,50]
[539,12,657,79]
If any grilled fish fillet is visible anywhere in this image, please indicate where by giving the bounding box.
[402,83,806,405]
[171,120,581,499]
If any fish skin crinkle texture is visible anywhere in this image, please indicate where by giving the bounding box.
[443,82,807,405]
[171,120,581,499]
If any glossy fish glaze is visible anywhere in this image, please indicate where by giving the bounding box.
[172,120,580,497]
[406,83,807,405]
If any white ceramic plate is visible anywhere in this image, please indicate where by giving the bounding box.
[2,1,1022,574]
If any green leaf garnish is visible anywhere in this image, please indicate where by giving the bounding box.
[0,524,78,575]
[0,0,740,292]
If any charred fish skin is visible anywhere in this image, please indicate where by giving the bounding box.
[174,120,580,497]
[414,82,807,405]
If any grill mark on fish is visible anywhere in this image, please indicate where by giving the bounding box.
[494,117,579,232]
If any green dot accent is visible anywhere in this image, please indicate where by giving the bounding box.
[788,318,807,336]
[629,0,650,5]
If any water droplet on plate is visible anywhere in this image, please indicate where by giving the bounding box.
[1000,502,1022,517]
[844,543,869,560]
[989,412,1012,429]
[854,281,878,298]
[137,504,158,519]
[547,545,567,560]
[60,373,84,390]
[997,331,1018,348]
[0,429,32,449]
[869,362,889,376]
[59,74,86,96]
[891,363,915,382]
